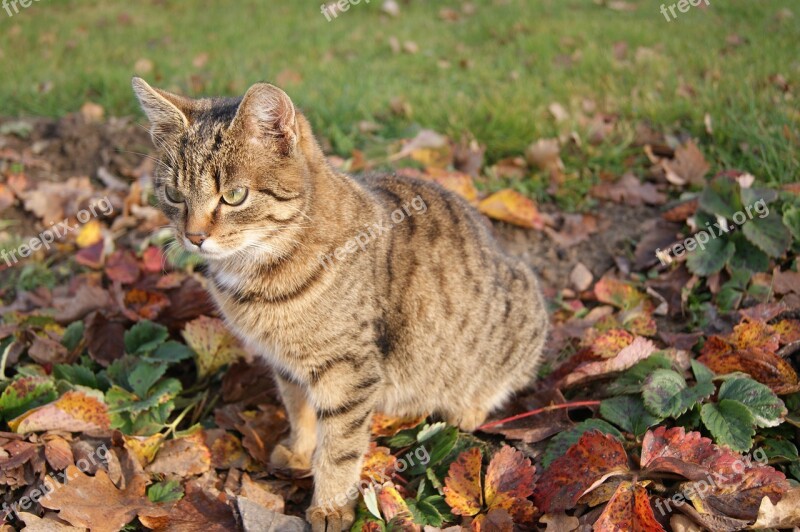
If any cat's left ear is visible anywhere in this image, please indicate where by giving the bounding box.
[232,83,298,155]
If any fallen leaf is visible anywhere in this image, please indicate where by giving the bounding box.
[590,173,666,206]
[40,465,155,532]
[593,481,664,531]
[559,337,658,388]
[443,446,483,516]
[10,391,110,434]
[478,189,546,229]
[147,432,211,478]
[533,431,629,513]
[751,487,800,528]
[182,316,247,378]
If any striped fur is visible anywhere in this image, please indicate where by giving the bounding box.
[133,78,548,531]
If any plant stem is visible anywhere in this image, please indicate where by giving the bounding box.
[0,341,12,382]
[477,400,601,431]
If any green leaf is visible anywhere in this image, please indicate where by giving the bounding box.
[151,341,194,362]
[600,395,663,437]
[128,361,168,399]
[409,426,457,475]
[700,400,755,452]
[740,187,778,208]
[691,360,714,383]
[147,480,184,503]
[686,236,735,276]
[782,205,800,241]
[760,439,799,462]
[0,376,58,420]
[608,354,672,395]
[407,497,444,527]
[728,233,770,272]
[718,377,786,428]
[60,321,85,352]
[541,419,622,469]
[124,321,169,355]
[699,175,742,219]
[642,369,714,418]
[742,211,791,258]
[54,364,102,390]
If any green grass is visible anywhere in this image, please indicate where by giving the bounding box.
[1,0,798,184]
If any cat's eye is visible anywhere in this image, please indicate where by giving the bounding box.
[164,185,185,203]
[221,187,248,206]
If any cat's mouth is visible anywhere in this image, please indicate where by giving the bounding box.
[181,233,274,262]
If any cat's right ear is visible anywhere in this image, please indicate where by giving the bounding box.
[131,77,191,147]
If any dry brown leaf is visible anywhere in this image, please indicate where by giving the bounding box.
[661,141,710,186]
[146,432,211,478]
[590,173,666,206]
[751,488,800,528]
[40,465,155,532]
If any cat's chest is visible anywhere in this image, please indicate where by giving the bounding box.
[206,266,338,360]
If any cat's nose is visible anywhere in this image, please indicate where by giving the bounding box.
[186,232,207,247]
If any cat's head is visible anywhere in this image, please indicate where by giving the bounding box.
[132,77,313,264]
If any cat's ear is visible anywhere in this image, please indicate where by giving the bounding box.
[131,77,192,147]
[232,83,297,155]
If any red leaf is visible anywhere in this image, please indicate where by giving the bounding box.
[105,250,140,284]
[533,431,629,513]
[593,481,665,532]
[640,426,790,520]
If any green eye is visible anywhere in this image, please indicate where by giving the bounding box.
[222,187,248,206]
[164,185,185,203]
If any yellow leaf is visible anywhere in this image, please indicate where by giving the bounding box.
[443,446,483,516]
[478,189,546,229]
[76,219,103,248]
[123,433,165,467]
[423,168,479,204]
[182,316,247,378]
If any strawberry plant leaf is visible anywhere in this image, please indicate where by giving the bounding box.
[443,446,482,517]
[642,369,714,418]
[147,479,184,504]
[533,431,629,513]
[700,399,756,452]
[728,232,770,272]
[128,361,168,399]
[483,445,536,522]
[0,376,58,420]
[698,175,742,219]
[124,320,169,355]
[542,419,623,469]
[691,359,714,383]
[151,341,194,362]
[608,354,672,395]
[686,236,735,276]
[600,395,663,437]
[593,481,665,532]
[742,211,792,258]
[717,377,786,428]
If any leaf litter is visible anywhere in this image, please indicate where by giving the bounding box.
[0,100,799,531]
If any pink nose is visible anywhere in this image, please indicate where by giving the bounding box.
[186,232,207,246]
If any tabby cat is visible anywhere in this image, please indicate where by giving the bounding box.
[132,77,549,531]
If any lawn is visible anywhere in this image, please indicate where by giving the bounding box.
[1,0,798,184]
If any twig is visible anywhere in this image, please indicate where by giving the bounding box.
[477,400,601,431]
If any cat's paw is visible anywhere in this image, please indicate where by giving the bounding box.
[270,441,312,473]
[307,504,355,532]
[447,408,488,432]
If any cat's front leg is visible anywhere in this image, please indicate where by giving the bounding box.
[306,360,382,532]
[270,375,317,472]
